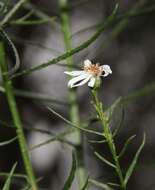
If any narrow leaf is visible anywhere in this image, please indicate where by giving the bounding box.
[20,177,43,190]
[124,133,146,186]
[11,3,118,78]
[62,152,77,190]
[88,139,107,144]
[89,179,113,190]
[122,82,155,105]
[0,172,27,180]
[94,152,116,169]
[2,163,17,190]
[118,135,136,159]
[107,182,120,187]
[0,86,67,105]
[0,0,9,15]
[48,106,104,137]
[112,106,125,137]
[0,136,17,146]
[80,177,89,190]
[105,97,122,122]
[0,29,20,75]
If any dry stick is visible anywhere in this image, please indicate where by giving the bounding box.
[0,42,38,190]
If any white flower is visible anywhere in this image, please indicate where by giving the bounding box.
[64,59,112,88]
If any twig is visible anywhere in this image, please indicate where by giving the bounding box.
[0,0,28,27]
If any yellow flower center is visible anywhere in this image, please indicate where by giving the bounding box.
[84,64,102,76]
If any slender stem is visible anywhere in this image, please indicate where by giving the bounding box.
[23,2,54,20]
[59,0,81,139]
[0,85,67,105]
[59,0,85,187]
[0,0,28,27]
[10,17,56,26]
[0,42,38,190]
[11,5,117,79]
[92,89,125,190]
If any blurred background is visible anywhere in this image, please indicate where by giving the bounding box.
[0,0,155,189]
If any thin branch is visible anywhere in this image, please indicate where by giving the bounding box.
[0,0,28,27]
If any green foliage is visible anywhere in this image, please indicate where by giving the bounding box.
[94,151,116,169]
[89,179,113,190]
[0,0,153,189]
[124,134,146,186]
[112,106,125,138]
[62,152,77,190]
[105,97,122,123]
[0,0,9,16]
[0,136,17,146]
[2,163,17,190]
[80,177,89,190]
[0,29,20,75]
[0,41,37,189]
[118,135,136,159]
[11,3,118,78]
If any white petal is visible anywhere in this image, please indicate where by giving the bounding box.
[84,59,92,67]
[100,65,112,77]
[71,75,92,88]
[64,70,85,76]
[88,77,96,87]
[68,73,90,88]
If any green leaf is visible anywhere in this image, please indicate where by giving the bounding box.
[20,177,43,190]
[124,133,146,186]
[94,151,116,169]
[62,152,77,190]
[0,0,9,15]
[0,86,67,105]
[0,29,20,75]
[107,182,120,187]
[89,179,113,190]
[48,106,104,137]
[118,135,136,159]
[0,136,17,146]
[2,163,17,190]
[112,106,125,137]
[80,177,89,190]
[122,81,155,105]
[105,97,122,123]
[0,0,28,26]
[10,17,56,26]
[11,3,118,78]
[88,139,107,144]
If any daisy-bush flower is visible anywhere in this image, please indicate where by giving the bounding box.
[64,59,112,88]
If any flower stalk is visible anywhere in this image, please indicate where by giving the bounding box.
[92,88,126,190]
[0,42,38,190]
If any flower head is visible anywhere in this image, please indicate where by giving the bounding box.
[64,59,112,88]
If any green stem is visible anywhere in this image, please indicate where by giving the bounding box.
[0,0,28,27]
[59,0,85,187]
[11,4,117,79]
[59,0,81,142]
[92,89,125,190]
[0,42,38,190]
